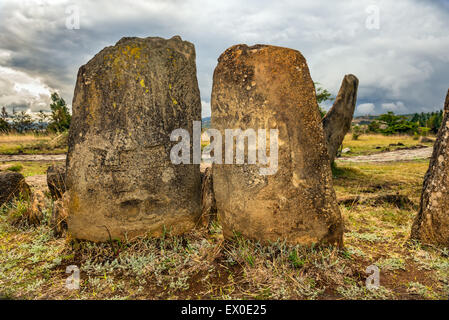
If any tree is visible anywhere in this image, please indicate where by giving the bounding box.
[427,111,443,134]
[1,106,8,120]
[12,110,33,133]
[352,125,362,140]
[0,106,10,132]
[410,113,420,124]
[368,120,380,133]
[378,111,418,135]
[47,92,71,132]
[315,82,334,118]
[36,110,49,131]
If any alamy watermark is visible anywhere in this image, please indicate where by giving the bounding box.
[366,265,380,290]
[66,265,80,290]
[365,5,380,30]
[170,121,279,175]
[65,5,80,30]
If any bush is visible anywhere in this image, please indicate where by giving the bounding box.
[7,164,23,172]
[352,125,362,140]
[368,120,380,133]
[418,127,430,137]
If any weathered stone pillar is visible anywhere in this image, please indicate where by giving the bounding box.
[67,36,201,241]
[411,90,449,246]
[322,74,359,163]
[211,44,343,246]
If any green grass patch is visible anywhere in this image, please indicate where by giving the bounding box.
[340,133,434,157]
[6,164,23,172]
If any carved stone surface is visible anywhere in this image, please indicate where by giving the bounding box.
[67,36,201,241]
[211,44,343,246]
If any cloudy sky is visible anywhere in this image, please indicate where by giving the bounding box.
[0,0,448,117]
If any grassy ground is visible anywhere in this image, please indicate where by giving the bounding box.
[0,133,67,155]
[0,161,58,177]
[1,158,448,300]
[340,134,434,157]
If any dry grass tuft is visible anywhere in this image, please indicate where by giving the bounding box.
[6,190,49,227]
[1,157,449,300]
[0,132,67,155]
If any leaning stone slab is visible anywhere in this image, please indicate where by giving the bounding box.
[322,74,359,163]
[67,36,201,241]
[47,164,66,200]
[411,90,449,246]
[211,44,343,246]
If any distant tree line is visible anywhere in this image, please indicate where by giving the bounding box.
[314,83,444,139]
[410,111,444,134]
[354,110,444,137]
[0,93,71,134]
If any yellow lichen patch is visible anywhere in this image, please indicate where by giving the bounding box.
[129,47,141,59]
[113,102,117,108]
[69,192,80,213]
[172,99,178,105]
[104,53,114,62]
[122,45,142,59]
[140,79,146,88]
[86,83,101,127]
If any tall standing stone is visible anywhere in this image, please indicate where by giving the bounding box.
[411,90,449,246]
[67,36,201,241]
[322,74,359,163]
[211,44,343,246]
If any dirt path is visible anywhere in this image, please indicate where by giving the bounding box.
[0,154,66,162]
[0,147,433,164]
[337,146,433,163]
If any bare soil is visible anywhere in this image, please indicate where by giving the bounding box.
[338,146,432,162]
[0,154,66,162]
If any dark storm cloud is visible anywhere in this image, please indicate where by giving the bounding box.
[0,0,448,116]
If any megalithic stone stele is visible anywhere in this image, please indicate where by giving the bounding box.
[211,44,344,246]
[411,89,449,246]
[66,36,202,241]
[322,74,359,163]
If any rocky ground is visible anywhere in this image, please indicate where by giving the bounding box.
[1,158,449,300]
[1,137,448,300]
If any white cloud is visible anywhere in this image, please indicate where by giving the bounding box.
[356,103,375,115]
[0,66,52,112]
[201,100,211,118]
[0,0,448,116]
[381,101,407,113]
